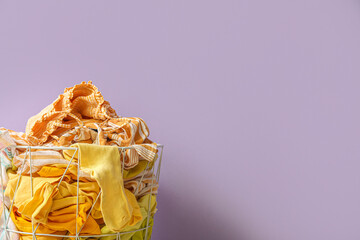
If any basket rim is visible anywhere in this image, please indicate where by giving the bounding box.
[6,144,164,151]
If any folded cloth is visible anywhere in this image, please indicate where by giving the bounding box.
[63,143,142,231]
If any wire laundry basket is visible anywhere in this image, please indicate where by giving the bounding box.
[0,144,164,240]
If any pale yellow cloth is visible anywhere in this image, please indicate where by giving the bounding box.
[63,143,142,231]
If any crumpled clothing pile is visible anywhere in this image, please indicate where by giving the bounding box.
[0,82,159,240]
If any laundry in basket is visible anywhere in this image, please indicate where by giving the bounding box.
[0,81,163,240]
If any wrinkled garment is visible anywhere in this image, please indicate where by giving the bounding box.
[0,82,160,239]
[49,117,158,170]
[100,194,157,240]
[0,130,16,189]
[12,150,92,181]
[12,149,71,175]
[5,173,101,235]
[124,171,159,198]
[63,143,142,231]
[25,81,118,145]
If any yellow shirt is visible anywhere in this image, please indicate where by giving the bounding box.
[63,143,142,231]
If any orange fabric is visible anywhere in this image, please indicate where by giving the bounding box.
[10,206,66,240]
[25,81,118,145]
[124,171,159,198]
[50,117,158,170]
[1,82,160,239]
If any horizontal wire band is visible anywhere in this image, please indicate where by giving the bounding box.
[8,144,163,150]
[1,226,150,238]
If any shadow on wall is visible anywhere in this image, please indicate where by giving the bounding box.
[152,187,250,240]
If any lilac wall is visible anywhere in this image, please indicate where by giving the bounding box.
[1,1,360,239]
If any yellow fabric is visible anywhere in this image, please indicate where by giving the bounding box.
[1,82,160,239]
[63,143,142,231]
[37,163,92,182]
[5,173,61,224]
[5,172,101,236]
[100,194,157,240]
[12,149,71,176]
[49,117,158,170]
[123,160,154,179]
[10,206,66,240]
[131,194,157,240]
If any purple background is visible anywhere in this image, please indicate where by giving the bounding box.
[1,1,360,239]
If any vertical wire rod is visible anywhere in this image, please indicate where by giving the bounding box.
[156,146,164,183]
[134,161,150,196]
[0,149,10,239]
[29,147,37,240]
[144,154,156,239]
[77,189,102,235]
[5,148,28,227]
[56,148,77,188]
[75,149,80,239]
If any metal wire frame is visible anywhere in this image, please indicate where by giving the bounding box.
[0,144,164,240]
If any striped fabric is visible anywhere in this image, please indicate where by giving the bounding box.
[0,128,30,147]
[0,130,18,189]
[101,117,158,168]
[124,171,159,198]
[13,150,75,175]
[0,82,161,239]
[0,199,19,240]
[47,117,158,169]
[1,81,158,179]
[21,81,158,169]
[0,130,16,167]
